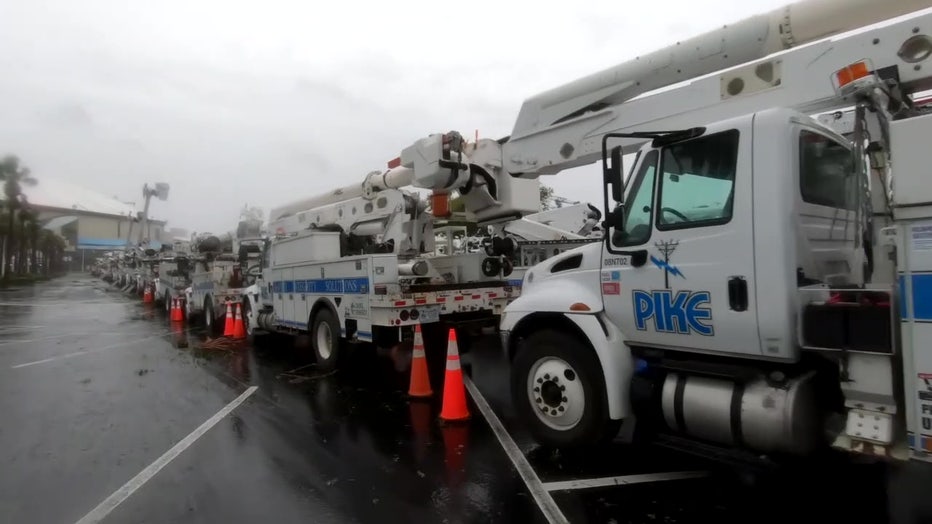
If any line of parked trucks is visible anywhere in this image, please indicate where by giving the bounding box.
[92,1,932,503]
[91,199,602,361]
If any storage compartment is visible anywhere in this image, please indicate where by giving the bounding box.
[801,290,892,353]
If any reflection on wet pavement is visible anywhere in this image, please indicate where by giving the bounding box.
[0,275,922,524]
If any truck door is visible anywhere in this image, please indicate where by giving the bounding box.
[602,119,762,357]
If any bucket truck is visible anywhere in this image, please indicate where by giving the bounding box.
[386,0,932,470]
[185,210,265,333]
[241,166,524,370]
[153,240,194,315]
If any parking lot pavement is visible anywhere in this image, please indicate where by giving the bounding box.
[0,275,913,524]
[0,276,538,524]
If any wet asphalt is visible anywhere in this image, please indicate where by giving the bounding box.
[0,275,927,524]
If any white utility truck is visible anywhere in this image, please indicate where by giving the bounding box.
[153,241,194,314]
[314,0,932,479]
[242,169,525,370]
[466,0,932,472]
[186,214,265,333]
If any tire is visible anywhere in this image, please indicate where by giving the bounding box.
[165,293,172,315]
[311,308,342,372]
[511,329,621,449]
[243,300,266,345]
[186,298,197,324]
[204,298,220,335]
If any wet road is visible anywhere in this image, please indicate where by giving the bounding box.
[0,276,925,524]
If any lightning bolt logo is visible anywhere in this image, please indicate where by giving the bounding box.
[650,255,685,278]
[653,240,682,288]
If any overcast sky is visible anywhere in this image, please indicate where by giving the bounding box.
[0,0,791,234]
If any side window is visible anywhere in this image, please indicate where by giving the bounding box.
[656,129,739,230]
[799,130,856,210]
[613,150,658,247]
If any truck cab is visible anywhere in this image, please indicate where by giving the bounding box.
[603,107,862,361]
[501,107,880,454]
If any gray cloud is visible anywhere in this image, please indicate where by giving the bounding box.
[0,0,789,232]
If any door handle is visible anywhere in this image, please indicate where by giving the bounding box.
[728,276,748,312]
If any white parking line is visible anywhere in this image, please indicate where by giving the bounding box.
[542,470,708,492]
[0,325,45,332]
[0,301,127,307]
[462,376,569,524]
[0,331,114,347]
[74,386,258,524]
[10,328,195,369]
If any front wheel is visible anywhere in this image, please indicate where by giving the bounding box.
[511,329,620,449]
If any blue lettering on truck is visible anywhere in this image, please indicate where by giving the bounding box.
[271,278,370,295]
[633,289,713,336]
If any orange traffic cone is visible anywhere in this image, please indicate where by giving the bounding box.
[223,300,235,337]
[232,303,246,340]
[143,286,153,303]
[171,297,182,322]
[439,328,470,423]
[408,324,433,398]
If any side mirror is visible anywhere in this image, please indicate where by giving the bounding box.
[604,205,625,229]
[603,145,624,203]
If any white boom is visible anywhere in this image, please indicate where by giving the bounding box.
[505,0,932,174]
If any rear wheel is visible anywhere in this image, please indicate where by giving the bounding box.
[311,308,342,372]
[204,298,220,335]
[186,297,197,324]
[243,300,266,345]
[511,329,620,449]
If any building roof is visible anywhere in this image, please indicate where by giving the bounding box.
[9,178,164,222]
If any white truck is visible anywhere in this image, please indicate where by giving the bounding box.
[242,172,525,369]
[322,0,932,486]
[450,0,932,476]
[153,241,194,314]
[185,219,265,333]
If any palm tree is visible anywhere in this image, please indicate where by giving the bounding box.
[19,205,40,274]
[0,155,38,278]
[38,229,65,275]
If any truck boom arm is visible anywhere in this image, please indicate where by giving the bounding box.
[505,0,932,174]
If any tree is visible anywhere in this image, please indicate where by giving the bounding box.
[539,184,555,211]
[38,229,65,275]
[20,205,41,274]
[0,155,38,278]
